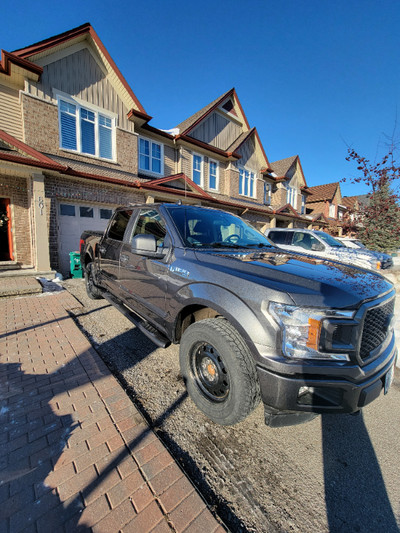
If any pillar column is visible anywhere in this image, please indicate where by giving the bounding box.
[31,173,51,272]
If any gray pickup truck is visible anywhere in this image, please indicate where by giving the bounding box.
[80,203,397,427]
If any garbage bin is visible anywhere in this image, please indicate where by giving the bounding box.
[69,251,83,278]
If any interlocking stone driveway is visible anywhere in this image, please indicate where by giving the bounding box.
[0,290,225,533]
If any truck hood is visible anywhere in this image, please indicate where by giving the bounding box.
[194,248,393,308]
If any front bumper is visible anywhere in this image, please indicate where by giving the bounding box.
[256,343,397,418]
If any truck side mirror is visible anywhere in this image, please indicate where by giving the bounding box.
[311,243,324,251]
[131,234,166,258]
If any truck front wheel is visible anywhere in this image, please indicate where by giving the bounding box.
[85,263,103,300]
[179,318,261,425]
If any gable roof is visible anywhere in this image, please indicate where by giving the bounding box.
[310,212,329,224]
[10,23,146,114]
[175,89,234,134]
[270,155,298,177]
[342,194,369,209]
[175,88,251,135]
[138,173,214,199]
[306,182,340,203]
[273,203,300,217]
[269,155,309,191]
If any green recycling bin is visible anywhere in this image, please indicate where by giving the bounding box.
[69,251,83,278]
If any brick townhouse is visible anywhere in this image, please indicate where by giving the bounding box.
[0,23,329,277]
[305,182,347,235]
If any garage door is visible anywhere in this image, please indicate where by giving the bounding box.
[58,202,114,276]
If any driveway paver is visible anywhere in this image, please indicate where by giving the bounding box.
[0,290,225,533]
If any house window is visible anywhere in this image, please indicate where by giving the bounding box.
[239,168,256,198]
[139,137,163,175]
[286,186,297,208]
[329,204,336,217]
[60,204,75,216]
[209,159,219,190]
[301,195,306,215]
[58,97,115,160]
[79,206,94,218]
[192,154,203,186]
[100,208,113,220]
[264,183,272,206]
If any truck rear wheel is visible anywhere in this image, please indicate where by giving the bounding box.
[85,263,103,300]
[179,318,261,425]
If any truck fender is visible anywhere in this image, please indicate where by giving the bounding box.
[174,282,276,359]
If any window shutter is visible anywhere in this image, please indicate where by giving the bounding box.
[81,111,95,155]
[99,125,112,159]
[60,109,77,150]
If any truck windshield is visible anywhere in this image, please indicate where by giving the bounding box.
[165,205,272,249]
[315,231,345,248]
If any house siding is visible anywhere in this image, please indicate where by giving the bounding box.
[164,144,176,176]
[0,83,23,141]
[236,136,260,172]
[25,47,135,132]
[189,111,242,150]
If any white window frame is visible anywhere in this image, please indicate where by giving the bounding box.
[329,204,336,217]
[286,185,297,208]
[208,159,219,191]
[264,182,272,206]
[301,194,306,215]
[56,92,116,161]
[192,153,204,187]
[239,167,256,198]
[138,136,164,176]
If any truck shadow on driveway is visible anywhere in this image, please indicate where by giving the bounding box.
[321,412,399,533]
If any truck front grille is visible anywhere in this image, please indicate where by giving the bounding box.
[360,298,394,360]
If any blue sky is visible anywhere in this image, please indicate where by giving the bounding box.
[3,0,400,197]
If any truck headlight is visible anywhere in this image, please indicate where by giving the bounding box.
[269,302,354,361]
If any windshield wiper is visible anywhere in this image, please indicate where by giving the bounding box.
[245,243,273,248]
[209,242,242,249]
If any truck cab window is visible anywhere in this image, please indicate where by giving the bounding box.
[107,209,132,241]
[132,209,166,247]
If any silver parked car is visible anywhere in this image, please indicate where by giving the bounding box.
[336,237,393,269]
[265,228,384,271]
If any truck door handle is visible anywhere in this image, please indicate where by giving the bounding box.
[120,254,129,264]
[99,246,106,255]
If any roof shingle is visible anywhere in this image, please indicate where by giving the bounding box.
[306,182,339,203]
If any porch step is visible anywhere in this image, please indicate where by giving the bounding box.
[0,266,56,279]
[0,276,43,298]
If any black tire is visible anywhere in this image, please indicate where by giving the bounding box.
[179,318,261,425]
[85,263,103,300]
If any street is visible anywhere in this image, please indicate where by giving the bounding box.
[64,278,400,533]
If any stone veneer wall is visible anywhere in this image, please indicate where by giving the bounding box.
[44,175,145,271]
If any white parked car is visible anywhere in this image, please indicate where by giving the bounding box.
[265,228,384,271]
[336,237,393,269]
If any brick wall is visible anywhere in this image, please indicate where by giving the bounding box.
[44,175,145,270]
[307,200,326,216]
[22,94,138,177]
[0,174,32,265]
[271,186,286,207]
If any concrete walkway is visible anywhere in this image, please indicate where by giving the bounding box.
[0,290,225,533]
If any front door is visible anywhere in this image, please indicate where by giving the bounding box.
[0,199,13,261]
